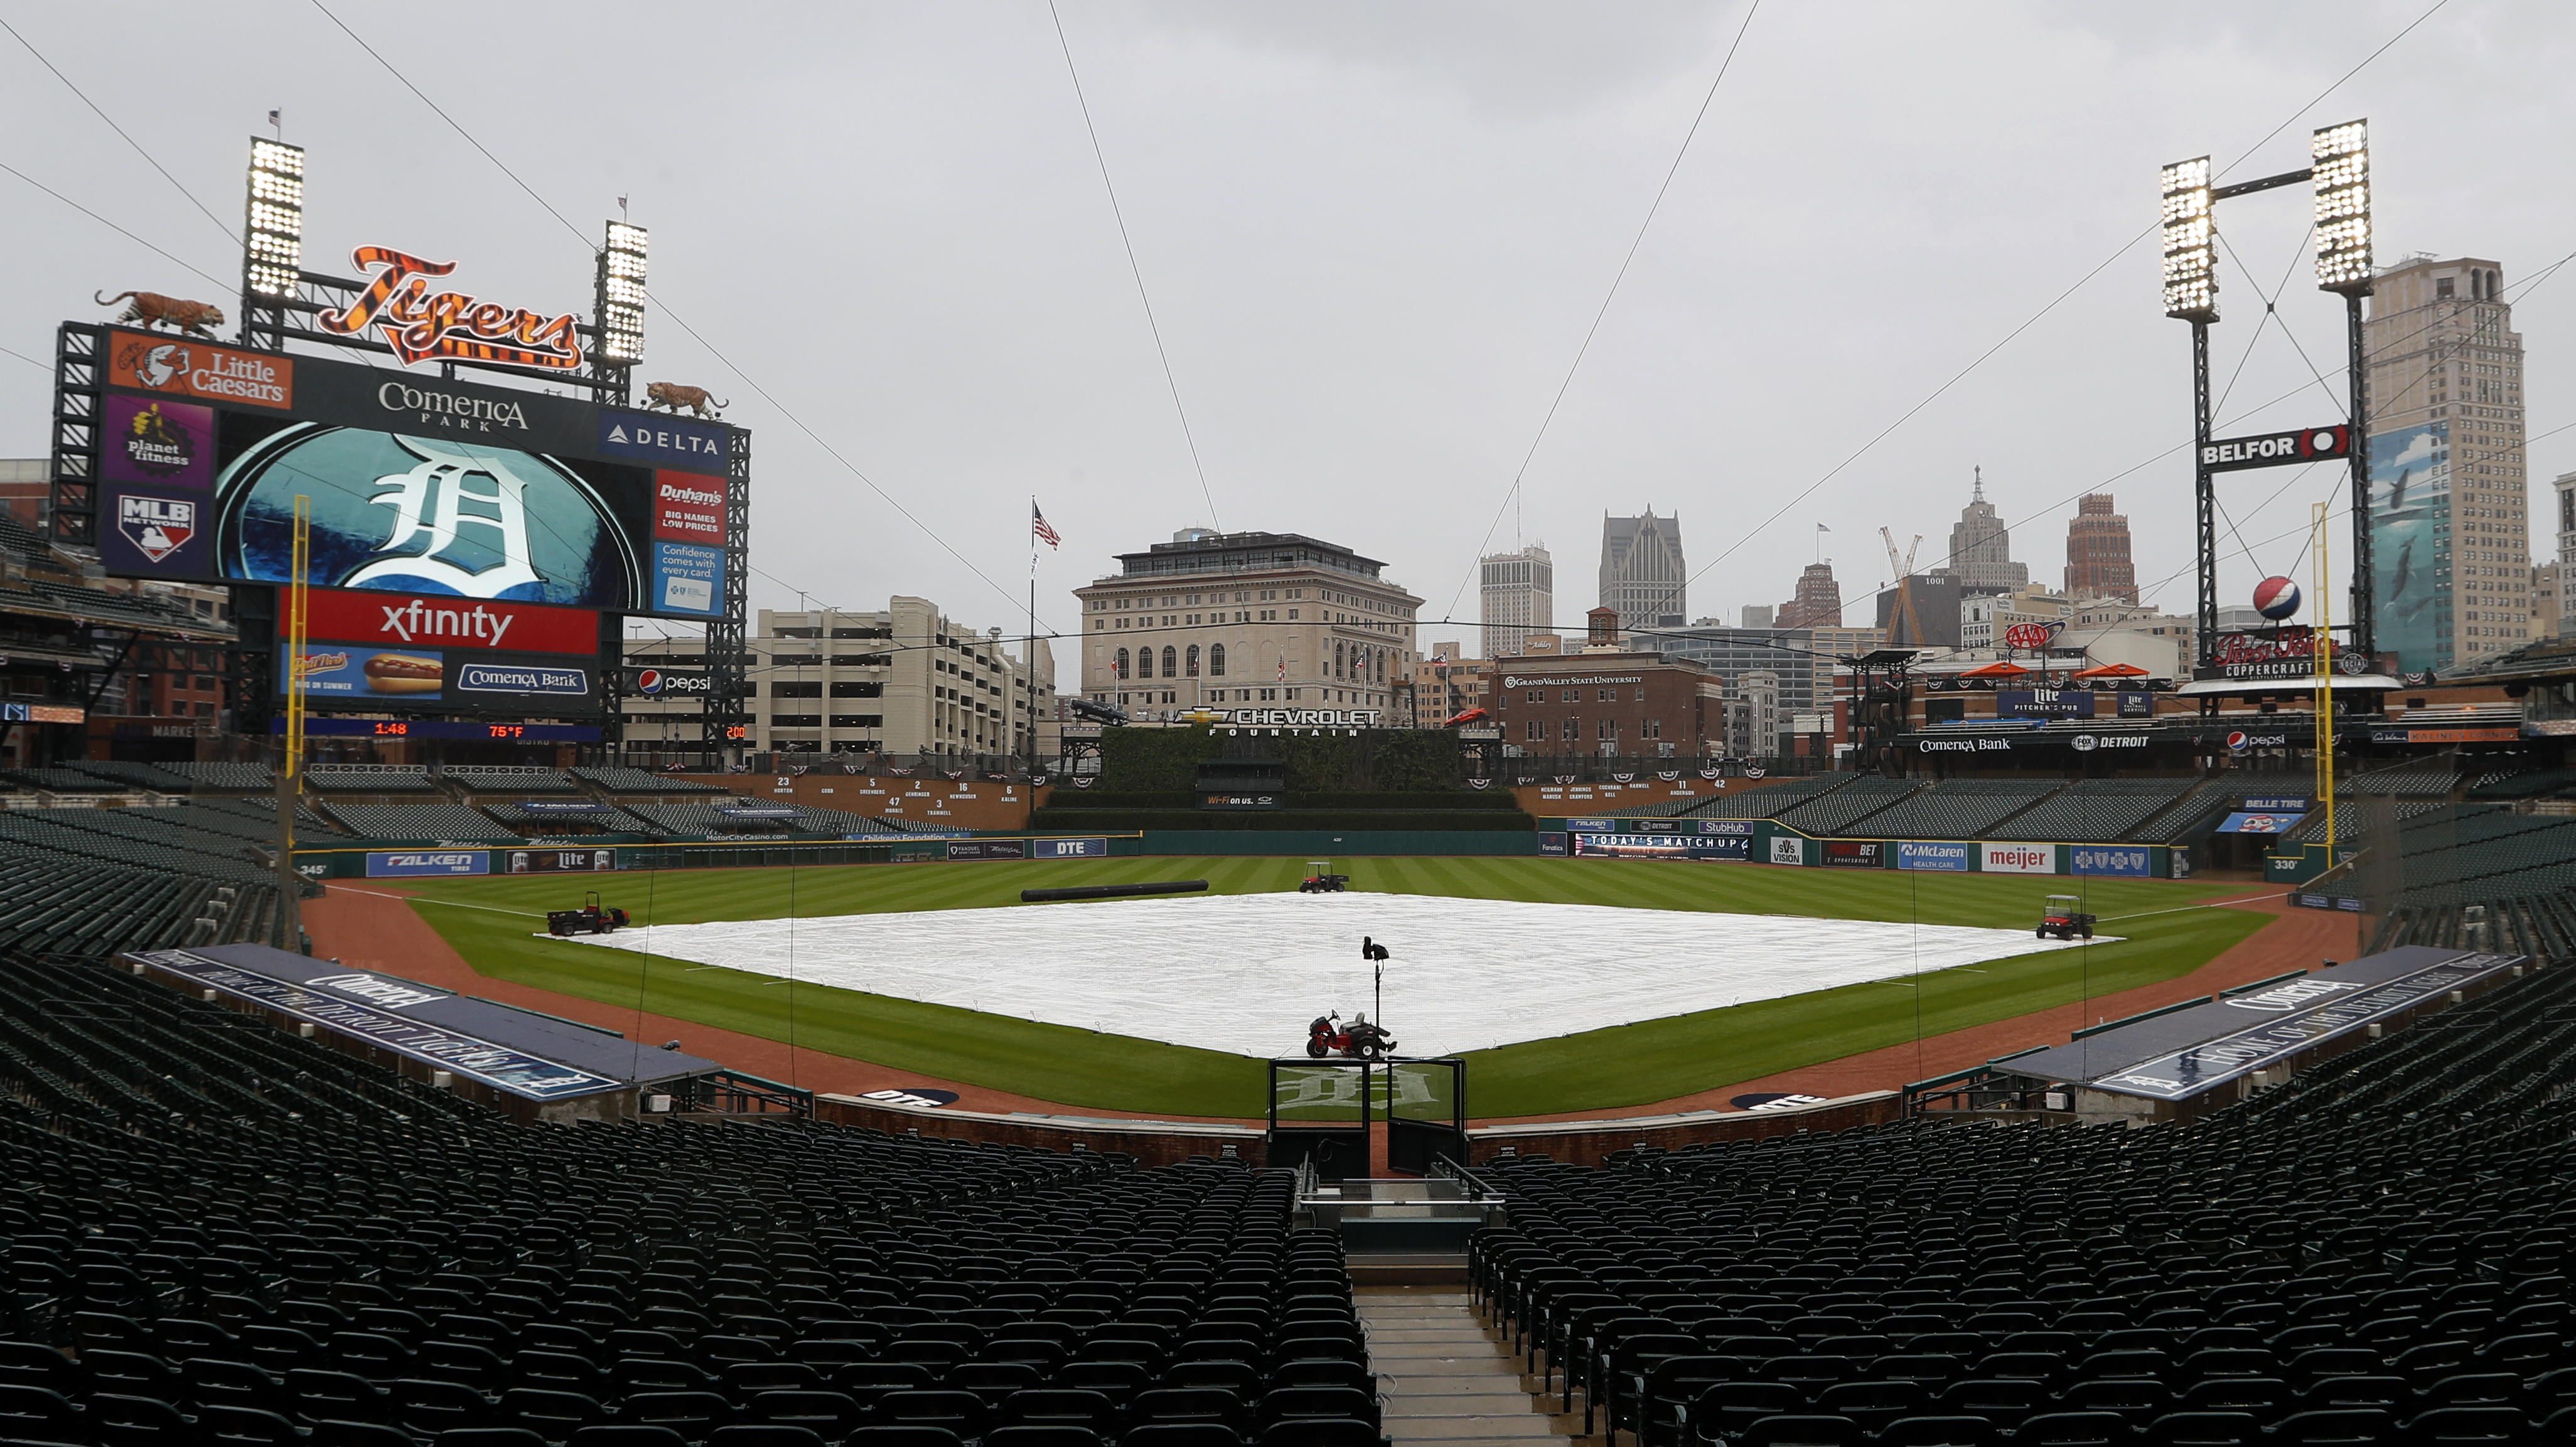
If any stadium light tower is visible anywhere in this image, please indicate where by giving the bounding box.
[591,220,648,406]
[2312,120,2375,658]
[2166,122,2376,682]
[242,137,304,348]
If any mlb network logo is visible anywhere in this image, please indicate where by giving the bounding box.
[117,494,196,562]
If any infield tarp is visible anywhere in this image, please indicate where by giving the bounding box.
[1990,946,2524,1102]
[123,942,728,1101]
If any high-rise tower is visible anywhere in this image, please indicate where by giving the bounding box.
[2364,256,2530,671]
[1478,543,1553,658]
[2064,493,2139,604]
[1599,510,1687,633]
[1946,469,2028,594]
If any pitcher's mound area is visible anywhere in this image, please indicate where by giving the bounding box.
[553,891,2109,1059]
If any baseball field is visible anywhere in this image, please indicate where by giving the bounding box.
[391,856,2267,1118]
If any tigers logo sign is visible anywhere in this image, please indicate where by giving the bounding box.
[316,245,584,371]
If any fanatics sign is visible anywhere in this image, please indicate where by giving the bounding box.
[2202,424,2352,473]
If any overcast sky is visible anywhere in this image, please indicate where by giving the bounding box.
[4,1,2568,681]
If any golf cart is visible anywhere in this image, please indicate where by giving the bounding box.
[547,892,630,937]
[2038,895,2096,941]
[1299,860,1348,894]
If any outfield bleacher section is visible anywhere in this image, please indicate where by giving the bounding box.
[304,765,441,794]
[574,764,730,795]
[443,766,583,794]
[321,802,527,843]
[481,802,648,835]
[1472,957,2576,1443]
[1835,779,2060,840]
[0,767,120,794]
[2468,765,2576,799]
[0,951,1371,1447]
[156,761,277,792]
[1623,776,1855,821]
[2345,757,2461,797]
[1769,776,1923,836]
[1982,777,2201,843]
[2125,777,2240,845]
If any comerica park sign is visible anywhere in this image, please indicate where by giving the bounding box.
[2203,424,2352,473]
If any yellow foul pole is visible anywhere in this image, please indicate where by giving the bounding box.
[2311,501,2337,868]
[275,497,310,946]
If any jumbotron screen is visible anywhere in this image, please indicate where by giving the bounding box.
[92,326,736,622]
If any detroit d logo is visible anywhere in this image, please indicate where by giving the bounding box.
[119,495,196,562]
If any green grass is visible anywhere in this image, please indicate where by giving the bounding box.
[392,857,2266,1118]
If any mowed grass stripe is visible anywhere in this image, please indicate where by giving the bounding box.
[399,856,2260,1118]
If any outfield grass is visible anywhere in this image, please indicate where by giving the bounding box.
[392,857,2267,1118]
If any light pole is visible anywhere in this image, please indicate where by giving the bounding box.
[2163,122,2375,683]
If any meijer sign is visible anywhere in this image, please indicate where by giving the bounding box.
[1982,843,2057,875]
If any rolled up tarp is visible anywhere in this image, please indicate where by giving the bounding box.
[1021,880,1210,904]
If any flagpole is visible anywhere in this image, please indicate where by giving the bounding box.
[1028,497,1040,776]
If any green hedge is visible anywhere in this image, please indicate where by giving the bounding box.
[1027,808,1536,833]
[1039,790,1195,810]
[1095,725,1222,791]
[1289,790,1517,811]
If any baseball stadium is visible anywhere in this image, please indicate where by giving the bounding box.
[9,24,2576,1447]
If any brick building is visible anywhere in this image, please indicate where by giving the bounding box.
[1485,649,1726,757]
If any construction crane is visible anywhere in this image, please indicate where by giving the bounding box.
[1880,526,1923,646]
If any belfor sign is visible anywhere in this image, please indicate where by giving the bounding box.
[2201,425,2351,472]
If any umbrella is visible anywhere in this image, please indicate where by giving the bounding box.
[1956,659,2031,678]
[2070,662,2151,679]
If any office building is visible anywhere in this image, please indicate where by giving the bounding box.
[1486,648,1727,757]
[1875,572,1963,648]
[2536,562,2561,640]
[1413,641,1496,729]
[1776,562,1843,628]
[2557,471,2576,635]
[622,597,1053,759]
[1739,604,1774,629]
[2366,255,2531,671]
[0,459,43,528]
[1478,543,1553,658]
[1075,529,1419,715]
[1599,511,1687,632]
[1732,669,1783,758]
[1947,469,2028,594]
[1652,627,1817,718]
[2064,493,2139,604]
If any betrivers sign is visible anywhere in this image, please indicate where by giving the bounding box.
[1503,675,1645,688]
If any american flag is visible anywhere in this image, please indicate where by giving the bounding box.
[1276,656,1287,682]
[1032,502,1061,550]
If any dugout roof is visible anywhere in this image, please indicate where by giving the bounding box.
[1989,946,2525,1103]
[122,942,729,1102]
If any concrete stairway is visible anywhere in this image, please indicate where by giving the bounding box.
[1358,1283,1582,1447]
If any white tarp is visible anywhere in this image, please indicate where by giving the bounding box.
[553,892,2110,1058]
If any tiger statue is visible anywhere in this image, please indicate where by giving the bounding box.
[96,291,226,338]
[643,382,728,419]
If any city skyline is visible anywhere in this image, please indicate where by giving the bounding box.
[1,5,2570,694]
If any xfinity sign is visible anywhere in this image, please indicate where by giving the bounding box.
[2202,424,2352,473]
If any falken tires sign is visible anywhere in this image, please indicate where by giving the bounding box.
[366,850,490,877]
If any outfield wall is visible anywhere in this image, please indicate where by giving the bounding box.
[1540,816,2179,878]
